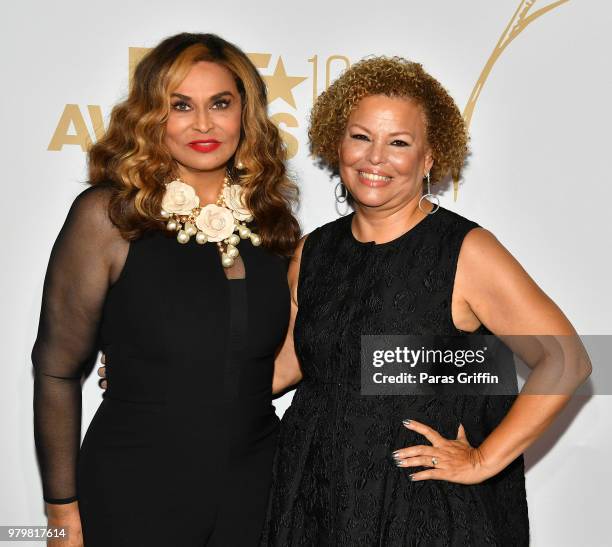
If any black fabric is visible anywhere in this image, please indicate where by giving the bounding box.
[32,185,291,546]
[261,208,529,546]
[32,186,128,505]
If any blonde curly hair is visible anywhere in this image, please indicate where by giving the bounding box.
[308,56,468,184]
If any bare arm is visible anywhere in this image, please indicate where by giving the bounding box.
[395,227,591,482]
[272,235,307,395]
[455,228,590,475]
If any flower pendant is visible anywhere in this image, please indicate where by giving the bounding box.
[160,176,260,268]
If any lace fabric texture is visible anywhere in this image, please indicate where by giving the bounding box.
[261,209,529,546]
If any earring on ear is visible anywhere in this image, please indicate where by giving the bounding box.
[233,155,247,184]
[334,180,350,217]
[335,182,348,204]
[418,172,440,214]
[233,149,246,171]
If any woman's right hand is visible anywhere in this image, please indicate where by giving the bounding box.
[46,502,83,546]
[97,353,107,390]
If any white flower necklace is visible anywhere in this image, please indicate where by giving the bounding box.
[160,173,260,268]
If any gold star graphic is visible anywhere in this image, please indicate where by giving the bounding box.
[263,57,307,109]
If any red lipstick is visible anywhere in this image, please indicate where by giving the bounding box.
[188,139,221,153]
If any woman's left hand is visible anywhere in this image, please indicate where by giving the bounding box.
[392,419,497,485]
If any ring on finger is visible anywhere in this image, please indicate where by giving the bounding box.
[431,456,438,466]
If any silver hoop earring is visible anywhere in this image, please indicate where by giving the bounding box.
[335,182,348,203]
[334,181,350,217]
[418,172,439,215]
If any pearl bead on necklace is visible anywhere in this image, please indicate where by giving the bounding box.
[160,172,260,268]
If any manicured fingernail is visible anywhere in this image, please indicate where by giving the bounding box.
[395,460,404,467]
[403,419,412,426]
[392,450,401,457]
[409,474,414,481]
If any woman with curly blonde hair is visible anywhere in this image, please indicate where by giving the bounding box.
[32,32,299,546]
[262,57,590,545]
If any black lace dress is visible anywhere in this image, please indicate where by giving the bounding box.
[261,208,529,546]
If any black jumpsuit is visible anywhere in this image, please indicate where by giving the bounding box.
[32,185,290,546]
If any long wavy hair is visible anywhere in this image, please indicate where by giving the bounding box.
[88,33,300,255]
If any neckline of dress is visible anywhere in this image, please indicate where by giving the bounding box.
[346,208,440,249]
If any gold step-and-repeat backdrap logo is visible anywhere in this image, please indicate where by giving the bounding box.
[47,0,568,197]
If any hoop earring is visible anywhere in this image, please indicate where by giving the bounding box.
[335,181,348,203]
[418,172,440,215]
[334,181,350,217]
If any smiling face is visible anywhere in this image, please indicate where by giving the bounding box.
[164,61,242,176]
[338,94,434,211]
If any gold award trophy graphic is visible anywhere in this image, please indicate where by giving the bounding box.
[47,0,569,202]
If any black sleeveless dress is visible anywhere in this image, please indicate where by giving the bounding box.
[261,208,529,546]
[32,186,290,546]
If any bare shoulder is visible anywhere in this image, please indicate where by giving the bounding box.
[457,226,574,335]
[460,227,514,263]
[292,234,308,260]
[456,226,533,285]
[288,234,309,304]
[457,226,534,294]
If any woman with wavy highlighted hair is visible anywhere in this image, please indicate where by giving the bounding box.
[32,32,299,546]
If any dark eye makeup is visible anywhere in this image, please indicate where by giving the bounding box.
[350,134,411,146]
[211,99,231,109]
[170,99,231,111]
[171,100,191,111]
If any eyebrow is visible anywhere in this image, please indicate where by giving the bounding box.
[170,91,235,101]
[349,123,414,138]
